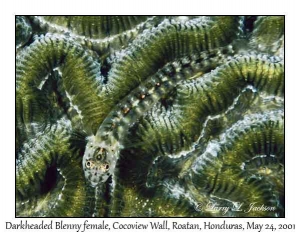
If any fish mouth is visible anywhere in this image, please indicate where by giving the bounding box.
[89,173,103,187]
[90,181,98,187]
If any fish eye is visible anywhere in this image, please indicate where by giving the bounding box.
[94,148,107,160]
[86,161,91,168]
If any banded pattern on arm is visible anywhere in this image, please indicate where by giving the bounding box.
[250,16,284,55]
[97,46,235,143]
[137,54,284,156]
[103,17,242,113]
[16,34,104,134]
[81,46,236,187]
[16,119,87,217]
[33,16,164,56]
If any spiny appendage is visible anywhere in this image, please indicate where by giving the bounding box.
[82,46,237,187]
[176,53,283,133]
[16,34,73,88]
[108,183,198,217]
[16,70,69,150]
[101,46,234,135]
[136,54,283,157]
[101,45,235,127]
[16,88,52,144]
[178,53,284,105]
[35,16,150,39]
[219,110,284,166]
[182,111,283,216]
[251,16,284,54]
[33,16,163,55]
[106,16,240,103]
[16,16,32,50]
[60,45,104,134]
[16,34,104,134]
[16,33,101,92]
[16,119,86,217]
[176,52,284,122]
[48,70,85,129]
[187,111,283,176]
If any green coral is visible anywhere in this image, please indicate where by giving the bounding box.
[16,16,284,217]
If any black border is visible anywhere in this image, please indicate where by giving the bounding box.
[15,15,285,219]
